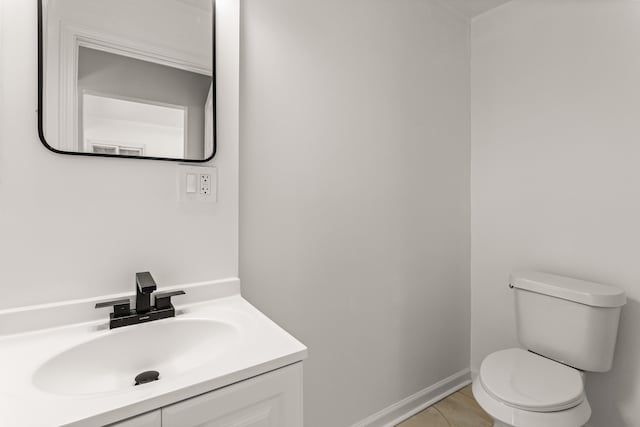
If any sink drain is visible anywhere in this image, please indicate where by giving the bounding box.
[135,370,160,386]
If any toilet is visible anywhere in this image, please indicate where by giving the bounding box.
[473,272,627,427]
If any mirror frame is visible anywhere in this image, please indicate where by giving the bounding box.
[37,0,217,162]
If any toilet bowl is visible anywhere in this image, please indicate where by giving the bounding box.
[473,348,591,427]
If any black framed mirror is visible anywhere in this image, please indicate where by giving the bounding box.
[38,0,216,162]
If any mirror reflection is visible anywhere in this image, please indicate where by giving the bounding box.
[39,0,215,161]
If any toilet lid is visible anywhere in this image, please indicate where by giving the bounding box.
[479,348,585,412]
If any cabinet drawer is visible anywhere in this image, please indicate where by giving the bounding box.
[162,363,303,427]
[107,410,161,427]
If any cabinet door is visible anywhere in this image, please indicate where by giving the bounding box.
[107,410,161,427]
[162,363,303,427]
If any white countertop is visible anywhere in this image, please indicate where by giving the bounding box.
[0,285,307,426]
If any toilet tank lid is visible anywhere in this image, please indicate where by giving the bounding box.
[510,272,627,308]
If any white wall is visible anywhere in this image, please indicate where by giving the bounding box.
[471,1,640,426]
[0,0,238,309]
[239,0,471,426]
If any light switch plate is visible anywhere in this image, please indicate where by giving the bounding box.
[186,173,198,193]
[178,165,217,203]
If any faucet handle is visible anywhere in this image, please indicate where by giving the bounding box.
[154,290,186,310]
[95,298,131,318]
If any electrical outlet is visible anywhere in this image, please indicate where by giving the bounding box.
[200,174,211,195]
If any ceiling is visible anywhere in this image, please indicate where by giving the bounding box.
[446,0,512,18]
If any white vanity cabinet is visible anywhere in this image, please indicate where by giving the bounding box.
[163,363,303,427]
[106,363,302,427]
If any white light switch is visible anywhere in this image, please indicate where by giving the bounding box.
[186,173,198,193]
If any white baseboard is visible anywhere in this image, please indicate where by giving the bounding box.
[350,368,472,427]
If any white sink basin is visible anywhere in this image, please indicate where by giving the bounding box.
[0,289,307,427]
[33,318,239,396]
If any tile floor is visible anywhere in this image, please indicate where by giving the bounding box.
[396,384,493,427]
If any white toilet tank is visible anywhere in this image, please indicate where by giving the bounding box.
[511,272,626,372]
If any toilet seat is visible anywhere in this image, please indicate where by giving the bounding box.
[473,348,591,427]
[479,348,585,412]
[472,376,591,427]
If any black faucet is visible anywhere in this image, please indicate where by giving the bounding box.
[135,272,157,314]
[95,272,185,329]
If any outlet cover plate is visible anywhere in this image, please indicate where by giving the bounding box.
[178,165,217,203]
